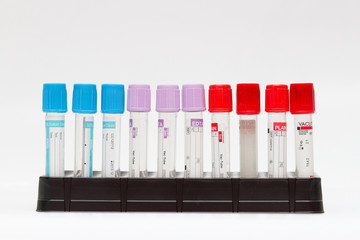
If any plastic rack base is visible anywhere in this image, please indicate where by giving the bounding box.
[36,172,324,213]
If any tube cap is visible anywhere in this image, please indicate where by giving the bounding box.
[208,84,233,112]
[72,84,97,114]
[265,84,289,113]
[182,84,206,112]
[290,83,315,114]
[42,83,68,113]
[127,84,151,112]
[236,83,260,115]
[156,85,180,112]
[101,84,125,114]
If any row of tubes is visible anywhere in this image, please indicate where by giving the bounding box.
[43,83,315,178]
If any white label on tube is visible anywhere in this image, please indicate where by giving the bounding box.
[295,114,314,178]
[45,119,65,177]
[129,113,148,178]
[83,121,94,177]
[185,115,203,178]
[158,114,177,178]
[211,122,229,178]
[211,115,230,178]
[74,114,94,178]
[102,115,121,177]
[268,113,287,178]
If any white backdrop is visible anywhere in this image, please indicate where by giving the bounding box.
[0,0,359,239]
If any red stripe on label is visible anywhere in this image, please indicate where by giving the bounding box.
[211,123,218,132]
[273,122,287,131]
[300,126,313,130]
[218,131,223,142]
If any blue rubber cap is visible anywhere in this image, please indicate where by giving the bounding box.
[42,83,68,113]
[101,84,125,114]
[72,84,97,114]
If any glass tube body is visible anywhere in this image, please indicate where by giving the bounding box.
[294,114,314,178]
[211,112,230,178]
[184,112,203,178]
[74,113,94,177]
[268,112,287,178]
[45,113,65,177]
[129,112,148,178]
[239,114,258,178]
[102,114,121,177]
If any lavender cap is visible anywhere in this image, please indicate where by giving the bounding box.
[127,84,151,112]
[156,85,180,112]
[182,84,206,112]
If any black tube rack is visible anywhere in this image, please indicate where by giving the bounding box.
[37,171,324,213]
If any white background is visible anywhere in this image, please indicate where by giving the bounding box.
[1,0,360,239]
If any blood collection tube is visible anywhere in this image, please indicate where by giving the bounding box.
[101,84,125,178]
[72,84,97,178]
[156,85,180,178]
[208,85,232,178]
[265,85,289,178]
[290,83,315,178]
[42,83,67,177]
[236,84,260,178]
[182,84,206,178]
[127,85,151,178]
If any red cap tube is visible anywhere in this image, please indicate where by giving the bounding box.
[236,83,260,115]
[265,84,289,113]
[208,84,233,113]
[290,83,315,114]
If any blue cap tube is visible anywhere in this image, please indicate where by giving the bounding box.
[73,84,97,178]
[43,83,67,177]
[43,83,68,113]
[101,84,125,177]
[101,84,125,113]
[72,84,97,114]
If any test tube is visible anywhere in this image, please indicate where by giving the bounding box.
[127,85,151,178]
[156,85,180,178]
[101,84,125,177]
[72,84,97,177]
[236,84,260,178]
[42,83,67,177]
[265,85,289,178]
[182,84,206,178]
[290,83,315,178]
[208,85,232,178]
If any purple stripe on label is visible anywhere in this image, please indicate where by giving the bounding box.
[132,127,136,138]
[129,119,133,128]
[158,119,164,128]
[164,128,168,139]
[191,119,203,127]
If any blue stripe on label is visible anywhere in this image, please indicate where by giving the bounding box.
[45,120,64,177]
[46,120,65,128]
[45,125,50,177]
[85,121,94,129]
[89,122,93,178]
[103,121,116,129]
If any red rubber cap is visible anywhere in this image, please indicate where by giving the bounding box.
[236,84,260,115]
[265,84,289,112]
[290,83,315,114]
[208,84,233,112]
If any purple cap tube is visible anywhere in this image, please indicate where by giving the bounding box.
[156,85,180,112]
[156,85,180,178]
[182,84,206,178]
[127,84,151,112]
[128,84,151,178]
[182,84,206,112]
